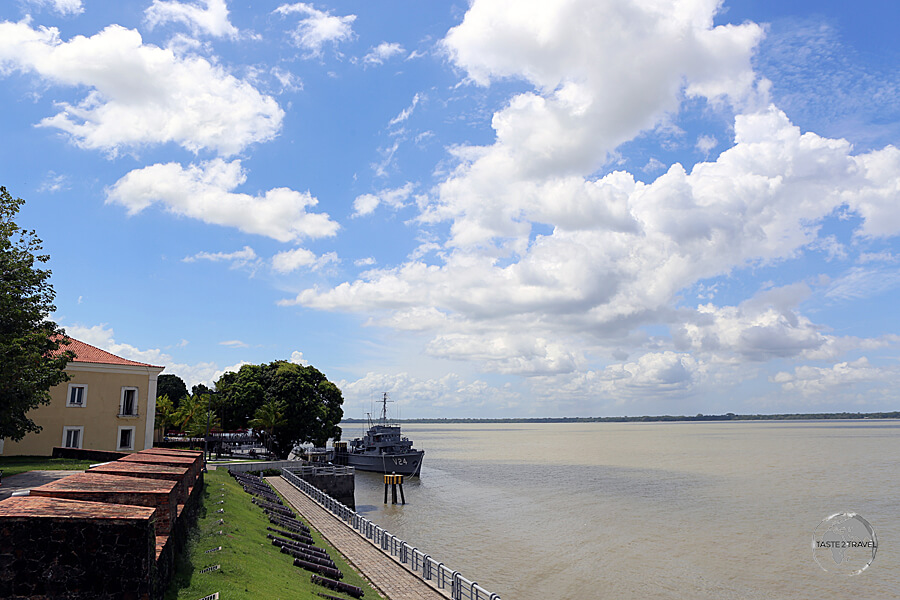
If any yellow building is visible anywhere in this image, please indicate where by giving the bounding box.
[0,338,165,456]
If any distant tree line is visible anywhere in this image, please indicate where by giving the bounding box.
[343,411,900,424]
[155,362,343,459]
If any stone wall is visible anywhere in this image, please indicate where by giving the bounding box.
[0,447,204,599]
[51,446,130,462]
[287,466,355,509]
[0,496,157,600]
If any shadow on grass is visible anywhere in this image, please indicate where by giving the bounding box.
[163,493,208,599]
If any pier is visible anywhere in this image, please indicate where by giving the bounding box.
[269,476,448,600]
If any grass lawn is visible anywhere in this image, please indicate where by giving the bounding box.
[167,469,385,600]
[0,456,95,478]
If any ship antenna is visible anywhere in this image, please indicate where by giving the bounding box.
[380,391,395,424]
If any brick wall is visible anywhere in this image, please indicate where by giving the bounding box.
[0,497,157,600]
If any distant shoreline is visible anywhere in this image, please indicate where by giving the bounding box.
[341,411,900,424]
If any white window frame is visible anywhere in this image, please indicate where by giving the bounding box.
[119,387,139,417]
[62,426,84,449]
[66,383,88,407]
[117,426,136,451]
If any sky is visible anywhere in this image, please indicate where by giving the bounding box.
[2,0,900,419]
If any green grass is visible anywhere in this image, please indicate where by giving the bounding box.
[0,456,95,478]
[167,469,385,600]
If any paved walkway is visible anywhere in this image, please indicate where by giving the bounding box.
[0,470,76,501]
[268,476,449,600]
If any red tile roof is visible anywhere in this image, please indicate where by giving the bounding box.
[52,336,164,368]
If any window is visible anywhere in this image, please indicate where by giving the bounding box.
[62,426,83,449]
[120,387,138,417]
[117,426,135,450]
[67,384,87,407]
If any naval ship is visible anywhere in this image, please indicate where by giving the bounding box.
[334,393,424,476]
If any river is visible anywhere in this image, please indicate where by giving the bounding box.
[340,420,900,600]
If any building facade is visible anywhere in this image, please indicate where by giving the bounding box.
[0,338,165,456]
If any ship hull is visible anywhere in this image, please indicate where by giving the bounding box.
[341,450,424,476]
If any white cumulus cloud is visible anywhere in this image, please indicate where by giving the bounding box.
[0,22,282,156]
[107,159,339,243]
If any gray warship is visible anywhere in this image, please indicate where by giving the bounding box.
[334,393,424,476]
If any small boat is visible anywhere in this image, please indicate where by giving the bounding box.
[334,393,424,476]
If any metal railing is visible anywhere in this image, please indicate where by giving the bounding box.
[281,468,501,600]
[291,465,355,477]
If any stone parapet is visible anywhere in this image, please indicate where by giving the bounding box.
[0,496,157,600]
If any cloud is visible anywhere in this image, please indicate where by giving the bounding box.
[674,293,827,362]
[106,159,339,243]
[145,0,239,39]
[352,182,415,217]
[23,0,83,16]
[291,107,900,376]
[426,332,578,375]
[271,66,303,93]
[0,22,282,156]
[63,323,242,387]
[823,266,900,302]
[695,134,717,155]
[274,3,355,57]
[771,358,897,397]
[271,248,339,273]
[642,157,666,174]
[183,246,259,269]
[220,339,249,348]
[37,171,68,193]
[363,42,404,66]
[289,351,309,366]
[389,93,420,126]
[439,0,763,185]
[339,371,521,415]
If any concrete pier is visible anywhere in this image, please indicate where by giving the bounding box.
[287,465,356,509]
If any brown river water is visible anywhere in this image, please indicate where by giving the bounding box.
[342,420,900,600]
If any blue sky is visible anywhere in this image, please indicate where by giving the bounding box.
[2,0,900,418]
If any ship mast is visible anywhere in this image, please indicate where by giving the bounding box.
[380,392,392,424]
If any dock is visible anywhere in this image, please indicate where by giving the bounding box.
[268,476,448,600]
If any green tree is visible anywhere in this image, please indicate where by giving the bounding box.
[154,394,177,442]
[215,361,343,459]
[157,374,188,409]
[248,399,287,455]
[173,393,219,438]
[0,186,72,442]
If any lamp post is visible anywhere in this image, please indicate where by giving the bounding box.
[203,391,215,471]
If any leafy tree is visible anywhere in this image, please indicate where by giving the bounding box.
[0,186,72,442]
[154,394,176,442]
[248,399,287,455]
[173,393,219,438]
[157,374,188,409]
[215,361,343,459]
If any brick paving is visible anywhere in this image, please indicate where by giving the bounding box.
[268,476,450,600]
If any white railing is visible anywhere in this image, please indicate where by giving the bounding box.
[281,468,502,600]
[225,460,304,473]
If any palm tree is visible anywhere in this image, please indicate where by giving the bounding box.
[174,393,220,440]
[248,399,287,456]
[154,394,176,443]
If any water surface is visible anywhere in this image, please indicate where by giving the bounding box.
[342,420,900,599]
